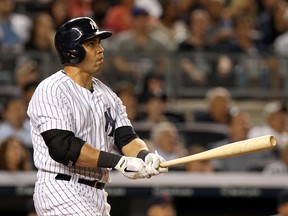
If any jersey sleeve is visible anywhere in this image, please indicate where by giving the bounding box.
[27,83,73,134]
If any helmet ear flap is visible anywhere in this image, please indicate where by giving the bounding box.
[66,45,86,64]
[55,27,86,64]
[67,50,78,58]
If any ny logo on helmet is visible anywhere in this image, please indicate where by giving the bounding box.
[90,21,97,30]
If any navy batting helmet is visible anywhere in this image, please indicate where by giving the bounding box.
[54,17,112,64]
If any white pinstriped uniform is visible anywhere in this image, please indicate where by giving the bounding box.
[27,70,132,215]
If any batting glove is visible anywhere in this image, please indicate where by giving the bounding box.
[144,153,168,176]
[114,156,150,179]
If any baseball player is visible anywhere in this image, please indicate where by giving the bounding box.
[27,17,168,216]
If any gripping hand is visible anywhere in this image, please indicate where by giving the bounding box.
[114,156,150,179]
[144,153,168,176]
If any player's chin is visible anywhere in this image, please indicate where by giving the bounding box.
[93,66,102,73]
[94,62,103,71]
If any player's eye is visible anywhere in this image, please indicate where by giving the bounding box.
[88,42,96,47]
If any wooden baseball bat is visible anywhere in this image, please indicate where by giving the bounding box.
[159,135,277,168]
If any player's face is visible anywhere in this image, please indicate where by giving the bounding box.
[81,37,104,74]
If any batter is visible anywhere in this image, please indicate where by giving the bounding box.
[27,17,167,216]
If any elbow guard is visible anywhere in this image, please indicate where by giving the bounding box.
[41,129,85,167]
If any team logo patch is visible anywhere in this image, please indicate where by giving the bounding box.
[105,108,115,137]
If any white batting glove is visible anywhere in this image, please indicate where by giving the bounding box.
[114,156,150,179]
[144,153,168,176]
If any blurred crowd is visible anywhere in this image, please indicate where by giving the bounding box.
[1,1,288,215]
[1,0,288,90]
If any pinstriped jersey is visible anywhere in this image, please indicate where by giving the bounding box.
[27,70,132,182]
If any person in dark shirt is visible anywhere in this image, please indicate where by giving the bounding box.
[177,9,214,86]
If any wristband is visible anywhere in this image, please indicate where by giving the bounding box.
[97,151,122,168]
[137,149,150,161]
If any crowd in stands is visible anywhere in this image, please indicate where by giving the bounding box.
[0,0,288,90]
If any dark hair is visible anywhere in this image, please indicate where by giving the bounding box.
[0,136,31,171]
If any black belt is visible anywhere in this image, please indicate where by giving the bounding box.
[55,173,105,190]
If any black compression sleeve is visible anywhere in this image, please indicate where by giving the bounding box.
[41,129,85,167]
[97,151,122,168]
[114,126,138,151]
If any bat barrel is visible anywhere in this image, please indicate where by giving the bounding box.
[159,135,277,168]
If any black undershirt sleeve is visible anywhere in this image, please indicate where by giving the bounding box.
[114,126,138,152]
[41,129,85,167]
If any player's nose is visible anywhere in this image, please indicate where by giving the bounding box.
[97,44,104,53]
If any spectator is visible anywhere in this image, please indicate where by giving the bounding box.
[185,144,215,172]
[263,145,288,174]
[218,13,275,89]
[0,96,32,147]
[135,0,163,20]
[177,0,207,23]
[177,9,213,86]
[139,72,166,104]
[108,6,169,85]
[14,58,40,91]
[273,4,288,57]
[66,0,92,18]
[49,0,70,30]
[148,122,187,169]
[152,0,187,51]
[90,0,111,28]
[257,0,282,47]
[223,13,269,54]
[271,0,288,37]
[0,136,32,171]
[193,87,232,125]
[205,0,233,49]
[25,12,56,53]
[146,194,177,216]
[103,0,135,34]
[138,92,169,124]
[270,189,288,216]
[137,73,185,124]
[0,0,32,52]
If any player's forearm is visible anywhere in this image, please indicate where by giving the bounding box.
[121,138,149,157]
[76,143,100,167]
[76,138,149,167]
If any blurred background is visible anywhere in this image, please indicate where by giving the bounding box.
[1,0,288,215]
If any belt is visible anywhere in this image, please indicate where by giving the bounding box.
[55,173,105,190]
